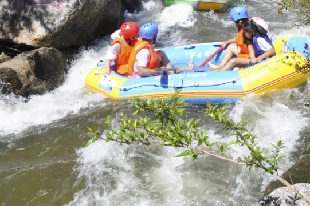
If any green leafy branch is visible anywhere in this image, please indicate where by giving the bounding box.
[87,91,284,174]
[87,91,237,161]
[205,99,285,174]
[86,91,310,204]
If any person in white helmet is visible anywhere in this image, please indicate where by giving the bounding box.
[249,17,275,64]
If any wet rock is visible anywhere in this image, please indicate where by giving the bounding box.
[0,0,123,48]
[121,0,143,13]
[0,68,22,94]
[0,52,11,63]
[265,154,310,195]
[0,47,67,97]
[0,41,36,58]
[253,183,310,206]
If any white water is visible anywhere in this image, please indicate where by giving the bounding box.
[1,0,310,205]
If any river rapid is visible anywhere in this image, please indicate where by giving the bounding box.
[1,0,310,205]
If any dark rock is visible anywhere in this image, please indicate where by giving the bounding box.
[0,0,123,48]
[0,68,23,94]
[265,154,310,195]
[121,0,143,13]
[0,47,67,97]
[253,183,310,206]
[0,52,12,63]
[0,41,36,58]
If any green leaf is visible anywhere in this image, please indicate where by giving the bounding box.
[192,154,198,161]
[175,150,192,157]
[207,99,211,108]
[86,137,97,147]
[105,116,112,124]
[87,126,96,132]
[275,156,286,161]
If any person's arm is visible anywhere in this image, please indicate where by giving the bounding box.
[248,45,256,60]
[104,43,121,75]
[252,38,276,63]
[136,49,173,77]
[257,47,275,61]
[104,59,112,75]
[222,37,237,48]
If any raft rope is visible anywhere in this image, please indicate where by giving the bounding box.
[101,55,288,91]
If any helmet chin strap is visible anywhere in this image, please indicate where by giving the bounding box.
[152,36,157,44]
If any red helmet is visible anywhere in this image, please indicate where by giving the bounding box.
[120,22,139,39]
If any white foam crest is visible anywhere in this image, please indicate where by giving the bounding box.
[126,1,196,47]
[68,140,185,206]
[253,103,306,155]
[271,25,310,39]
[66,140,133,206]
[0,43,111,137]
[156,4,196,46]
[202,10,234,28]
[125,0,164,23]
[151,148,185,205]
[229,100,308,171]
[142,0,159,11]
[158,4,196,30]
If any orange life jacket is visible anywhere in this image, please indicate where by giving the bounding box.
[111,37,136,75]
[236,28,250,59]
[127,39,161,76]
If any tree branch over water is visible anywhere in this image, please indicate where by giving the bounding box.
[86,91,310,205]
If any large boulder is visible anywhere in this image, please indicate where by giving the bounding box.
[253,183,310,206]
[0,47,67,97]
[265,154,310,195]
[0,0,123,48]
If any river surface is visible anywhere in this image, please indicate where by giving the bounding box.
[1,0,310,205]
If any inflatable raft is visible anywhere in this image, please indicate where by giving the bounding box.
[85,35,310,104]
[162,0,240,11]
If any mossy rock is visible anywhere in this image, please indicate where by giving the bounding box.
[265,154,310,195]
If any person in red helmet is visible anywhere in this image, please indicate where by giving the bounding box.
[104,22,139,75]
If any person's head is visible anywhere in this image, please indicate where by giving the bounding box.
[251,17,269,35]
[229,6,249,28]
[120,22,139,41]
[243,21,254,40]
[139,23,158,43]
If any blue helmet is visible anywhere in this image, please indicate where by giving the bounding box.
[229,6,248,22]
[139,23,158,39]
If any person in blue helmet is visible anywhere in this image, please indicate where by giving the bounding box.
[127,23,174,77]
[208,6,253,70]
[211,21,256,71]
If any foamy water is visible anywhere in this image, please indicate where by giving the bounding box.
[0,46,108,137]
[1,0,310,205]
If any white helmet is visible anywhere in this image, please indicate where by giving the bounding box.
[251,17,269,34]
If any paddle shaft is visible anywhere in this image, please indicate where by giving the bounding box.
[197,46,223,68]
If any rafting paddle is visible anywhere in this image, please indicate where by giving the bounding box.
[197,46,224,69]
